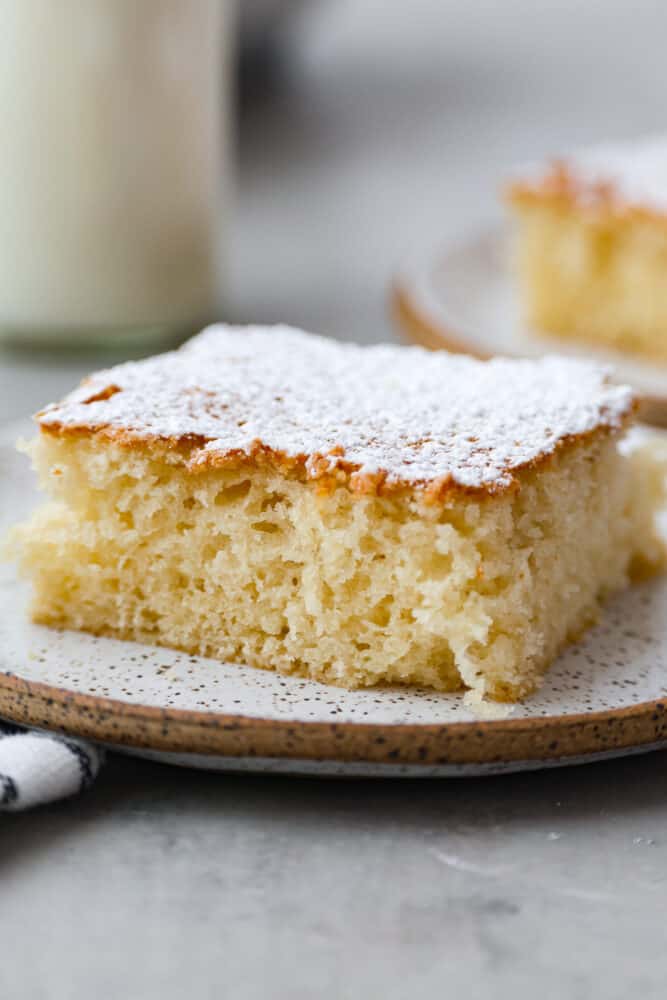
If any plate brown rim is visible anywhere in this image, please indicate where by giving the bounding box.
[2,669,667,767]
[391,272,492,359]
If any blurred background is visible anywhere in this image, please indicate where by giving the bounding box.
[1,0,666,421]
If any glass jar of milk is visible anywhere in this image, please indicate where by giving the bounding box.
[0,0,234,349]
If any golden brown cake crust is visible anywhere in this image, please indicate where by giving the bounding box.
[507,136,667,223]
[506,163,667,224]
[36,325,636,503]
[38,419,633,505]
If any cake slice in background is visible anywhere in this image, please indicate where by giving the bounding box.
[8,325,666,701]
[507,136,667,360]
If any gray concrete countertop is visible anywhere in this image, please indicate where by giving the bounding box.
[5,754,667,1000]
[3,2,667,997]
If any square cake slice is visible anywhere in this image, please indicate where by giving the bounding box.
[507,136,667,360]
[10,325,665,701]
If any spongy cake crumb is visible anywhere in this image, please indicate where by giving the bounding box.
[463,689,514,720]
[508,138,667,361]
[10,418,665,702]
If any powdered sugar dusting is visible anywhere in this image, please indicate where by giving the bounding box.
[522,135,667,214]
[37,325,633,493]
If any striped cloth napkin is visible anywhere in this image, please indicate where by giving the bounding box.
[0,721,104,812]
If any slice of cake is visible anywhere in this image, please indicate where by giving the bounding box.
[507,136,667,360]
[9,325,665,701]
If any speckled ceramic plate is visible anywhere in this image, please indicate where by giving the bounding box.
[2,419,667,777]
[392,227,667,427]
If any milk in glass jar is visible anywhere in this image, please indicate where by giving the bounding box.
[0,0,234,347]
